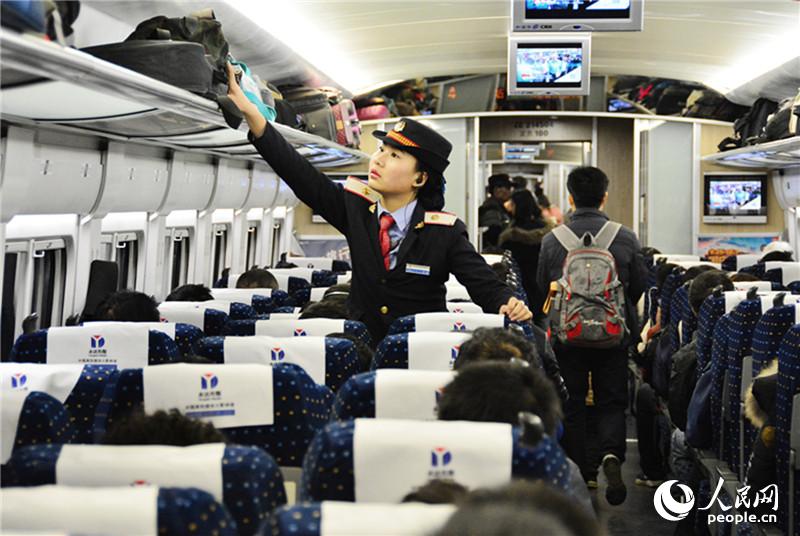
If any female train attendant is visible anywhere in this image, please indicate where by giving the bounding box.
[226,64,532,343]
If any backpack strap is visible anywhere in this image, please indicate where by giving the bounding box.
[551,225,583,252]
[593,222,622,250]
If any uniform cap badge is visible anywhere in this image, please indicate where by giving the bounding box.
[394,121,406,132]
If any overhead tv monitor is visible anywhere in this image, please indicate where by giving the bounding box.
[507,35,591,96]
[437,75,499,114]
[703,173,768,224]
[511,0,644,32]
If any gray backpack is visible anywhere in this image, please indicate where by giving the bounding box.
[546,222,628,348]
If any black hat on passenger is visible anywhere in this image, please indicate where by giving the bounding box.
[372,119,452,174]
[488,174,512,190]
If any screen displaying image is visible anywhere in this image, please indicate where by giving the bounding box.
[707,180,764,215]
[516,44,583,88]
[525,0,631,19]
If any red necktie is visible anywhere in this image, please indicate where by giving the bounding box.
[379,213,395,270]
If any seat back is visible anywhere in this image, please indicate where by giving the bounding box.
[211,288,276,314]
[445,302,483,314]
[722,254,761,272]
[157,302,230,335]
[764,261,800,288]
[10,325,179,367]
[445,283,471,302]
[775,325,800,534]
[1,391,74,464]
[101,364,332,466]
[195,335,359,391]
[3,443,285,536]
[225,318,371,347]
[300,419,570,502]
[372,332,472,370]
[332,370,455,420]
[269,502,455,536]
[0,363,116,443]
[0,485,236,536]
[83,321,205,358]
[388,313,506,335]
[285,257,338,270]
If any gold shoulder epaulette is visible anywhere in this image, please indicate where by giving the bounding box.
[424,211,458,226]
[343,176,382,203]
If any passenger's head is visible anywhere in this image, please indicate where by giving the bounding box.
[103,409,226,446]
[655,262,679,290]
[323,283,350,301]
[326,332,374,372]
[689,269,734,314]
[401,479,469,505]
[95,291,159,322]
[567,166,609,209]
[457,481,600,536]
[236,268,278,289]
[681,264,716,285]
[487,174,512,201]
[299,299,349,319]
[435,503,570,536]
[454,328,540,369]
[165,284,213,302]
[730,272,761,283]
[506,189,543,226]
[370,119,453,211]
[760,251,794,263]
[760,241,794,262]
[534,182,552,209]
[437,361,561,435]
[511,176,527,191]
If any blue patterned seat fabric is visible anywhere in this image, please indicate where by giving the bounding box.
[723,299,764,475]
[752,304,797,376]
[709,314,733,458]
[222,319,371,348]
[97,364,333,467]
[775,325,800,534]
[386,315,535,342]
[332,372,377,420]
[194,336,360,391]
[299,420,571,502]
[3,391,75,460]
[172,323,205,357]
[667,285,690,355]
[2,443,286,535]
[695,294,728,370]
[9,329,180,366]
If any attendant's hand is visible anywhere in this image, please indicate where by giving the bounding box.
[499,297,532,323]
[226,62,266,137]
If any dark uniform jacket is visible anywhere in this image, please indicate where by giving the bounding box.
[249,124,513,343]
[535,207,647,339]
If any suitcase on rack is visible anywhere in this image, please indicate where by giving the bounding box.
[332,99,361,148]
[281,86,337,142]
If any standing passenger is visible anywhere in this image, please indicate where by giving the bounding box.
[536,166,647,505]
[479,174,513,250]
[226,65,531,343]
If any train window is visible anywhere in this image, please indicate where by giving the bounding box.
[100,233,139,290]
[166,229,190,293]
[30,242,67,331]
[211,224,229,281]
[1,252,19,361]
[245,224,258,269]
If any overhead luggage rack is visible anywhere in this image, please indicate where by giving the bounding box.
[0,29,367,168]
[703,136,800,169]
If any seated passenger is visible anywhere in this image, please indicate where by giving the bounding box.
[759,240,794,262]
[299,299,349,320]
[743,358,777,514]
[323,283,351,301]
[95,290,160,322]
[401,479,469,505]
[435,480,598,536]
[236,268,278,289]
[103,409,226,446]
[326,331,374,372]
[730,272,762,283]
[165,284,214,302]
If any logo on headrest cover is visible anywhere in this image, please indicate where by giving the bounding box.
[10,373,27,389]
[450,345,461,368]
[452,322,466,332]
[90,335,105,349]
[271,348,285,362]
[200,372,219,390]
[294,328,307,337]
[431,446,452,467]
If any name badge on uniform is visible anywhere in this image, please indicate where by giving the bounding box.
[405,263,431,276]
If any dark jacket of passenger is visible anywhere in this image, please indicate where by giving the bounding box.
[744,360,777,508]
[479,197,510,249]
[499,220,554,312]
[535,207,648,342]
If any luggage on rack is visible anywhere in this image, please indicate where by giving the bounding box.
[356,97,392,120]
[762,96,798,142]
[332,99,361,148]
[717,97,778,151]
[655,86,694,115]
[281,86,337,142]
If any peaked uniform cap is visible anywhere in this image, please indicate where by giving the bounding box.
[372,119,452,174]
